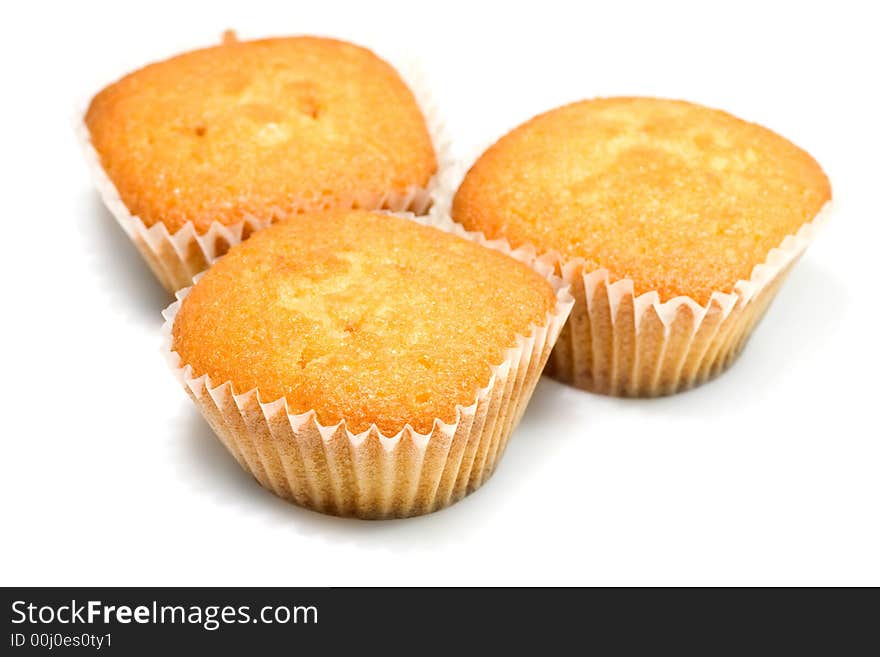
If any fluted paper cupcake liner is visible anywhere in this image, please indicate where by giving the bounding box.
[77,38,453,294]
[161,213,574,519]
[434,157,832,396]
[545,202,831,395]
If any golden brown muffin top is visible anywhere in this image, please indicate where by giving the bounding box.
[86,36,436,234]
[172,210,556,435]
[453,97,831,304]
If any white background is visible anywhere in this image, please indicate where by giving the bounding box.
[2,0,878,586]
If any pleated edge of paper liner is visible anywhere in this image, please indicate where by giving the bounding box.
[433,152,833,337]
[73,32,454,292]
[563,201,831,325]
[159,210,575,518]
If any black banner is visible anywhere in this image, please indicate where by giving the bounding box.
[1,587,874,653]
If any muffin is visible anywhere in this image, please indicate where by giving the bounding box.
[453,97,831,396]
[84,35,439,293]
[163,210,572,518]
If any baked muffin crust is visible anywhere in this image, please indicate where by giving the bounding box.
[172,211,556,434]
[453,97,831,304]
[86,37,436,234]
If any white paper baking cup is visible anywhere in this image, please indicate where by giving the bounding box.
[77,35,453,294]
[546,203,832,395]
[435,155,832,396]
[161,212,574,519]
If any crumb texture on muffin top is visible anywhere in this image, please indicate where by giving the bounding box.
[86,37,436,234]
[453,97,831,304]
[172,211,556,435]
